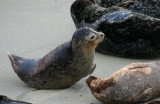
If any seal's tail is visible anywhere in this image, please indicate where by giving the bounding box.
[7,52,25,71]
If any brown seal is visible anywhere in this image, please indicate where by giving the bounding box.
[86,61,160,104]
[7,27,104,89]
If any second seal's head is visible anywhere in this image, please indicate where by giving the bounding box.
[72,27,104,50]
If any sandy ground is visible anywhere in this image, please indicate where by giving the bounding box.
[0,0,158,104]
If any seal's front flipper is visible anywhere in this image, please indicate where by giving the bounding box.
[135,88,153,103]
[118,1,135,9]
[90,64,96,74]
[7,52,25,71]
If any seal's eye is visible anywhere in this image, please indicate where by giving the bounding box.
[90,36,94,39]
[90,35,95,41]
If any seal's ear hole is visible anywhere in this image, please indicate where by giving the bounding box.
[85,38,88,42]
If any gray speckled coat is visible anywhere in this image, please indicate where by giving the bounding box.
[94,0,160,18]
[8,27,104,89]
[71,0,160,58]
[87,61,160,104]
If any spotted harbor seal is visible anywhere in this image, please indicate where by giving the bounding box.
[0,95,30,104]
[7,27,104,89]
[71,0,160,58]
[93,0,160,18]
[86,61,160,104]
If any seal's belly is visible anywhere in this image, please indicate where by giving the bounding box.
[28,59,93,89]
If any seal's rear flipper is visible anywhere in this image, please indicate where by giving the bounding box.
[7,52,25,71]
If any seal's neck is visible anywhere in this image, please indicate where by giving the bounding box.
[70,39,96,63]
[72,45,95,58]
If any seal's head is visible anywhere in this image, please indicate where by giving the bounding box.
[86,75,98,88]
[86,76,116,94]
[86,76,100,94]
[86,76,117,103]
[71,0,95,23]
[72,27,104,50]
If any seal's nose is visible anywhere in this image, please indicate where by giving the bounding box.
[100,33,104,37]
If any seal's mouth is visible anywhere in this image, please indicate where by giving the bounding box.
[97,32,105,40]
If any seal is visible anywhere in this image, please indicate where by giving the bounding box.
[94,0,160,18]
[86,61,160,104]
[71,0,160,58]
[0,95,31,104]
[7,27,104,89]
